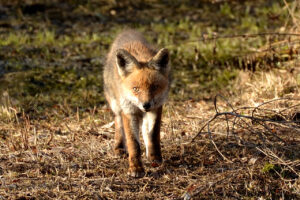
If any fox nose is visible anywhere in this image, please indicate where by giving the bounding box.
[143,102,151,110]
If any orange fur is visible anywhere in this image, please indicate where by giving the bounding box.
[103,30,170,177]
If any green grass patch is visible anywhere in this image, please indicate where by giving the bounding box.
[0,0,297,116]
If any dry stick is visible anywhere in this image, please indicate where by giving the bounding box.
[274,120,300,132]
[252,108,287,122]
[191,110,298,143]
[190,114,218,143]
[267,149,299,176]
[192,33,300,44]
[256,121,286,144]
[206,112,232,163]
[259,39,300,52]
[166,32,300,49]
[231,115,241,142]
[225,113,230,139]
[191,95,300,170]
[166,33,300,66]
[256,147,299,177]
[283,0,300,29]
[221,113,267,144]
[217,111,296,124]
[239,39,300,60]
[190,95,235,162]
[245,99,290,142]
[280,103,300,113]
[251,97,290,118]
[210,139,233,163]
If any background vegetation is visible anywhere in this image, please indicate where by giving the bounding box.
[0,0,299,199]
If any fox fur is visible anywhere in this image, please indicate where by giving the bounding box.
[103,30,170,177]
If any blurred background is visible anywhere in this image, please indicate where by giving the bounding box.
[0,0,299,118]
[0,0,300,115]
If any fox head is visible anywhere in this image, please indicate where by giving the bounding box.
[116,48,170,112]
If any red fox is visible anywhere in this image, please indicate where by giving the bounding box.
[103,30,170,177]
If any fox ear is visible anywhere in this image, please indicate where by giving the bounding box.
[149,48,169,74]
[116,49,139,77]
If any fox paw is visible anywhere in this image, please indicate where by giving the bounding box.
[149,156,162,167]
[127,166,145,178]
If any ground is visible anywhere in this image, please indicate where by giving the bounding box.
[0,0,299,199]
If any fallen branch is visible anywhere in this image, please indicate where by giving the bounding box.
[190,95,300,175]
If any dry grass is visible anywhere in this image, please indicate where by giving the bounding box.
[0,71,299,199]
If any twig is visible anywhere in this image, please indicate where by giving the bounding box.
[251,97,290,118]
[191,95,300,176]
[210,139,233,163]
[166,32,300,48]
[256,147,299,176]
[191,114,218,143]
[283,0,300,29]
[191,109,299,143]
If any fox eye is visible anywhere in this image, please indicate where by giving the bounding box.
[133,87,139,92]
[151,85,159,91]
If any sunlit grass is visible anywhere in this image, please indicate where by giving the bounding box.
[0,32,30,46]
[0,0,298,111]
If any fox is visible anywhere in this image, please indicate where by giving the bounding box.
[103,30,170,177]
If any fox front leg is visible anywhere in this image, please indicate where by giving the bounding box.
[142,106,163,165]
[121,113,145,177]
[114,114,126,156]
